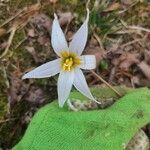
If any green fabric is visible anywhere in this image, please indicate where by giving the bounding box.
[13,87,150,150]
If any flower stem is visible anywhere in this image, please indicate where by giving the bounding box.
[91,70,122,97]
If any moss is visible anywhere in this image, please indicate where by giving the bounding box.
[0,70,8,120]
[0,94,7,120]
[0,100,30,148]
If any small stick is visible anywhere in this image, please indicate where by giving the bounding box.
[0,118,16,124]
[93,32,104,50]
[1,64,10,88]
[14,37,27,49]
[0,26,16,59]
[121,39,142,48]
[119,1,138,14]
[0,9,25,28]
[128,25,150,33]
[91,70,122,97]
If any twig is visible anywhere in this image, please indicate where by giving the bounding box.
[14,37,27,49]
[93,32,104,50]
[108,67,116,83]
[119,1,139,14]
[1,64,10,88]
[128,26,150,33]
[0,26,16,59]
[121,39,142,48]
[91,70,122,97]
[115,30,142,35]
[0,9,25,28]
[0,118,16,124]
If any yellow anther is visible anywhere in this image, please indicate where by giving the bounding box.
[61,51,81,71]
[63,58,73,71]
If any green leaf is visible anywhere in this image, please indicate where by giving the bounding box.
[99,59,109,70]
[13,87,150,150]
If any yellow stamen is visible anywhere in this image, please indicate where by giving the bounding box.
[63,58,73,71]
[61,51,81,71]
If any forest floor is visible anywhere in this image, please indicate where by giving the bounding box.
[0,0,150,149]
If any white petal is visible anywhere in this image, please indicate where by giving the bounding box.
[79,55,96,70]
[58,70,74,107]
[69,8,89,55]
[51,14,69,56]
[22,59,61,79]
[73,68,98,103]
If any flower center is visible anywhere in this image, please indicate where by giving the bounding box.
[60,51,81,71]
[63,57,73,71]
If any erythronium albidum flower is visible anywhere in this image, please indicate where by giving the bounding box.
[22,9,98,107]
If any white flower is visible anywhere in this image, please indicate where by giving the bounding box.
[22,9,97,107]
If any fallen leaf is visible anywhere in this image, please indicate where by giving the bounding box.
[0,28,6,37]
[104,3,120,12]
[114,52,139,71]
[143,50,150,64]
[8,74,30,104]
[13,3,41,29]
[25,46,42,63]
[30,13,52,32]
[27,29,36,37]
[66,31,74,41]
[121,0,134,6]
[0,42,7,52]
[37,35,50,46]
[131,76,140,87]
[58,12,74,26]
[140,79,150,87]
[25,86,45,103]
[138,61,150,80]
[49,0,58,4]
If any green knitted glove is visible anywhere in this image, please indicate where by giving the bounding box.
[13,87,150,150]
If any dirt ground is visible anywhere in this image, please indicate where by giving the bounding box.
[0,0,150,149]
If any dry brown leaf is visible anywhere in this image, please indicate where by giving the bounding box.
[30,13,51,32]
[0,28,6,37]
[27,29,36,37]
[104,3,120,12]
[37,35,50,46]
[143,50,150,64]
[0,42,7,52]
[118,52,139,70]
[121,0,135,6]
[0,3,41,59]
[138,62,150,80]
[58,12,74,26]
[25,86,45,103]
[140,79,150,87]
[25,46,42,63]
[66,31,74,41]
[49,0,58,4]
[8,74,30,104]
[13,3,41,29]
[131,76,140,87]
[89,36,99,46]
